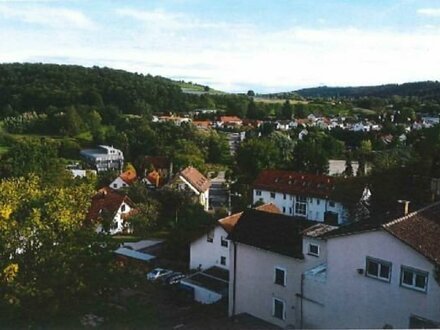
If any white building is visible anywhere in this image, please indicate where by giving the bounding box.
[301,202,440,329]
[189,203,280,271]
[109,169,137,190]
[228,209,330,328]
[252,170,347,224]
[80,145,124,172]
[228,202,440,329]
[86,188,135,235]
[172,166,211,211]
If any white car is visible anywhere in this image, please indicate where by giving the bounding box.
[146,268,173,281]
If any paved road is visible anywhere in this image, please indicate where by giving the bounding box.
[209,171,228,208]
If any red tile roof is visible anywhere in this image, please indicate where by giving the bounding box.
[192,120,212,128]
[218,203,281,233]
[86,189,134,221]
[383,202,440,266]
[219,116,242,123]
[120,169,137,185]
[146,170,161,187]
[253,169,335,199]
[179,166,211,193]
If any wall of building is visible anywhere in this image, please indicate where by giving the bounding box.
[303,230,440,329]
[190,226,230,270]
[253,189,345,223]
[229,242,325,328]
[110,177,129,190]
[108,201,132,235]
[180,281,223,304]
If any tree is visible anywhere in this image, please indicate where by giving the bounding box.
[281,100,293,119]
[344,152,354,177]
[247,90,255,97]
[236,138,281,182]
[127,199,160,235]
[0,176,121,321]
[62,107,84,136]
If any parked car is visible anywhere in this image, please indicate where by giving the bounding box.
[146,268,173,281]
[161,272,186,285]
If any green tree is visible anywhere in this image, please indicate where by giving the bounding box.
[281,100,294,119]
[236,138,281,182]
[0,176,121,321]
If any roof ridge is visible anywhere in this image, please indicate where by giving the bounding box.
[383,201,440,228]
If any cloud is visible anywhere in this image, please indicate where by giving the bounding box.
[1,7,440,92]
[0,5,96,29]
[417,8,440,17]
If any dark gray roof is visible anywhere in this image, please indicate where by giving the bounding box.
[228,209,317,259]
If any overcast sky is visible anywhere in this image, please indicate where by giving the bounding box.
[1,0,440,92]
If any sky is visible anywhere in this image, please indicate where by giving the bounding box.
[0,0,440,92]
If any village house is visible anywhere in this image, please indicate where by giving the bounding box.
[169,166,211,211]
[86,187,135,235]
[300,202,440,329]
[141,156,172,188]
[216,116,243,128]
[109,169,137,190]
[189,203,280,271]
[252,169,348,224]
[227,209,328,328]
[192,120,213,130]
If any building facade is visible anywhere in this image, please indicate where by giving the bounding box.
[80,145,124,172]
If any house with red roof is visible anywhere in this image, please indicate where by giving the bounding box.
[252,169,348,224]
[86,187,135,235]
[109,169,137,190]
[170,166,212,211]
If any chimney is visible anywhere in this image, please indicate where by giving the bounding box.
[397,200,410,216]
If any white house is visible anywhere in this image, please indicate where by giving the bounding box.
[171,166,211,211]
[109,169,137,190]
[86,188,135,235]
[189,203,280,271]
[228,209,328,328]
[300,202,440,329]
[252,169,347,224]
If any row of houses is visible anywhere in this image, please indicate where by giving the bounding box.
[187,169,440,328]
[87,157,211,235]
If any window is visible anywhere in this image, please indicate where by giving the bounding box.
[308,243,319,257]
[295,196,307,216]
[220,256,226,266]
[283,193,286,200]
[221,236,228,247]
[113,183,117,188]
[329,201,335,207]
[121,204,126,212]
[256,190,262,196]
[207,230,214,243]
[366,257,391,282]
[400,266,428,292]
[270,192,276,199]
[316,199,320,205]
[289,207,292,214]
[282,207,286,213]
[274,267,286,286]
[273,298,285,320]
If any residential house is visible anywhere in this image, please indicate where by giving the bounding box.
[300,202,440,329]
[86,187,135,235]
[227,209,327,328]
[216,116,243,128]
[80,145,124,172]
[109,169,137,190]
[171,166,211,211]
[141,156,172,187]
[190,203,280,271]
[252,169,348,224]
[192,120,212,130]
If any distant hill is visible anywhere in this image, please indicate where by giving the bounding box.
[295,81,440,99]
[0,63,189,116]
